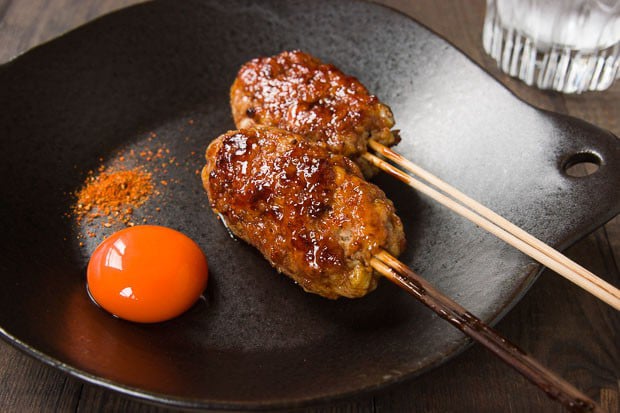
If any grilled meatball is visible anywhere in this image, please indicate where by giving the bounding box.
[230,50,399,177]
[202,127,405,299]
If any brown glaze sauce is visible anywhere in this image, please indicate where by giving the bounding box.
[207,128,352,276]
[233,50,392,157]
[204,127,406,298]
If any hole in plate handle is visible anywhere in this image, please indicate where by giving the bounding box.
[563,152,602,178]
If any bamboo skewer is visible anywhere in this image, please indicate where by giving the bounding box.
[371,249,601,413]
[368,139,619,308]
[362,147,620,311]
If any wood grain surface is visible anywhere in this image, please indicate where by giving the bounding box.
[0,0,618,412]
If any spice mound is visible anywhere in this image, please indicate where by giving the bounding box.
[73,167,154,226]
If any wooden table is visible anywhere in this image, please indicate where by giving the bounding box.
[1,1,618,411]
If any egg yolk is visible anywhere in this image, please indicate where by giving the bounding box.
[87,225,208,323]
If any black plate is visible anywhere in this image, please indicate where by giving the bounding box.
[0,0,618,409]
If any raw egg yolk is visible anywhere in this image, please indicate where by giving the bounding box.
[87,225,208,323]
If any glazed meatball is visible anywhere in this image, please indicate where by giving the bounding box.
[202,126,405,299]
[230,50,399,177]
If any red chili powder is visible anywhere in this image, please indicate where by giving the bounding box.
[73,167,154,226]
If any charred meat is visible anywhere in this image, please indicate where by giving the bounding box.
[230,50,399,176]
[202,126,405,299]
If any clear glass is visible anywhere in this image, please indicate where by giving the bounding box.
[483,0,620,93]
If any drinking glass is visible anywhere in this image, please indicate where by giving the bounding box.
[483,0,620,93]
